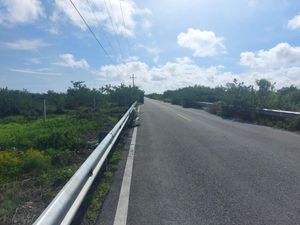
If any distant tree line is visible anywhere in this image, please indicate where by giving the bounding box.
[0,81,144,118]
[148,79,300,130]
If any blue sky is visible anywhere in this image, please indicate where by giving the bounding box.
[1,0,300,93]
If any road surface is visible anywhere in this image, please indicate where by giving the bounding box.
[102,98,300,225]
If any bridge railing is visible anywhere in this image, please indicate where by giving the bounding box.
[195,101,300,118]
[34,102,137,225]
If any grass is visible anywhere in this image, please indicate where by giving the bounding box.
[0,115,98,151]
[80,147,123,225]
[0,106,123,225]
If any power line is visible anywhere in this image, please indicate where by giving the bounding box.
[103,0,124,56]
[70,0,108,57]
[119,0,131,55]
[85,0,118,58]
[69,0,122,74]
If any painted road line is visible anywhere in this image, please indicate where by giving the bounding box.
[113,108,139,225]
[177,113,192,122]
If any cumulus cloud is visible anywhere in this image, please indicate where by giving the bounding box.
[240,43,300,69]
[0,0,44,25]
[57,54,90,69]
[3,39,48,51]
[53,0,151,37]
[288,13,300,30]
[177,28,226,57]
[95,54,300,93]
[95,58,234,93]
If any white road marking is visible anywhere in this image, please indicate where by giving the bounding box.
[177,113,192,121]
[113,107,139,225]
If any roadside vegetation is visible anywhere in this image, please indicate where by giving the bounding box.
[148,78,300,131]
[0,81,143,224]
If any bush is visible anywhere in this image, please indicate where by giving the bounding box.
[0,151,22,176]
[287,118,300,131]
[22,149,50,173]
[51,167,76,185]
[46,149,75,166]
[35,128,84,150]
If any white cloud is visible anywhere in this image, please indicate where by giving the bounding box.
[53,0,151,37]
[10,68,61,76]
[177,28,226,57]
[3,39,48,51]
[175,56,192,64]
[95,55,300,93]
[0,0,44,25]
[137,44,161,57]
[57,53,90,69]
[95,58,234,93]
[288,13,300,30]
[240,43,300,69]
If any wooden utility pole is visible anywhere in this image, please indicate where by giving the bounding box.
[130,74,136,87]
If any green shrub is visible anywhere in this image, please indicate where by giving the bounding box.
[22,149,50,173]
[287,118,300,131]
[46,149,75,166]
[52,167,76,185]
[110,150,122,163]
[34,128,83,150]
[0,151,22,176]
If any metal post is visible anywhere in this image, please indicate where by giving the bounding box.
[130,74,136,87]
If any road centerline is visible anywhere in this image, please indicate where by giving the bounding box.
[177,113,192,122]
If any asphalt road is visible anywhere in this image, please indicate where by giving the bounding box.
[126,98,300,225]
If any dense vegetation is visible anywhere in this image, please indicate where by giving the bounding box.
[0,82,143,224]
[148,78,300,131]
[0,81,144,118]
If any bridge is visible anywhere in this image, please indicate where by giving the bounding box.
[35,98,300,225]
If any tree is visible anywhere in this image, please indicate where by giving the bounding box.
[255,79,277,108]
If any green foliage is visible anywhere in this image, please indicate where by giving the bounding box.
[46,149,75,166]
[149,78,300,114]
[161,85,225,108]
[110,150,122,163]
[22,149,50,173]
[0,82,144,120]
[0,115,95,150]
[148,78,300,130]
[51,167,77,185]
[0,82,139,223]
[0,151,22,176]
[103,84,144,107]
[0,149,50,177]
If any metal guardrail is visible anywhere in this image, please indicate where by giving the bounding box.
[34,102,137,225]
[260,108,300,118]
[195,101,300,118]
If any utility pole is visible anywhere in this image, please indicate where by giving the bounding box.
[43,99,47,121]
[130,74,136,87]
